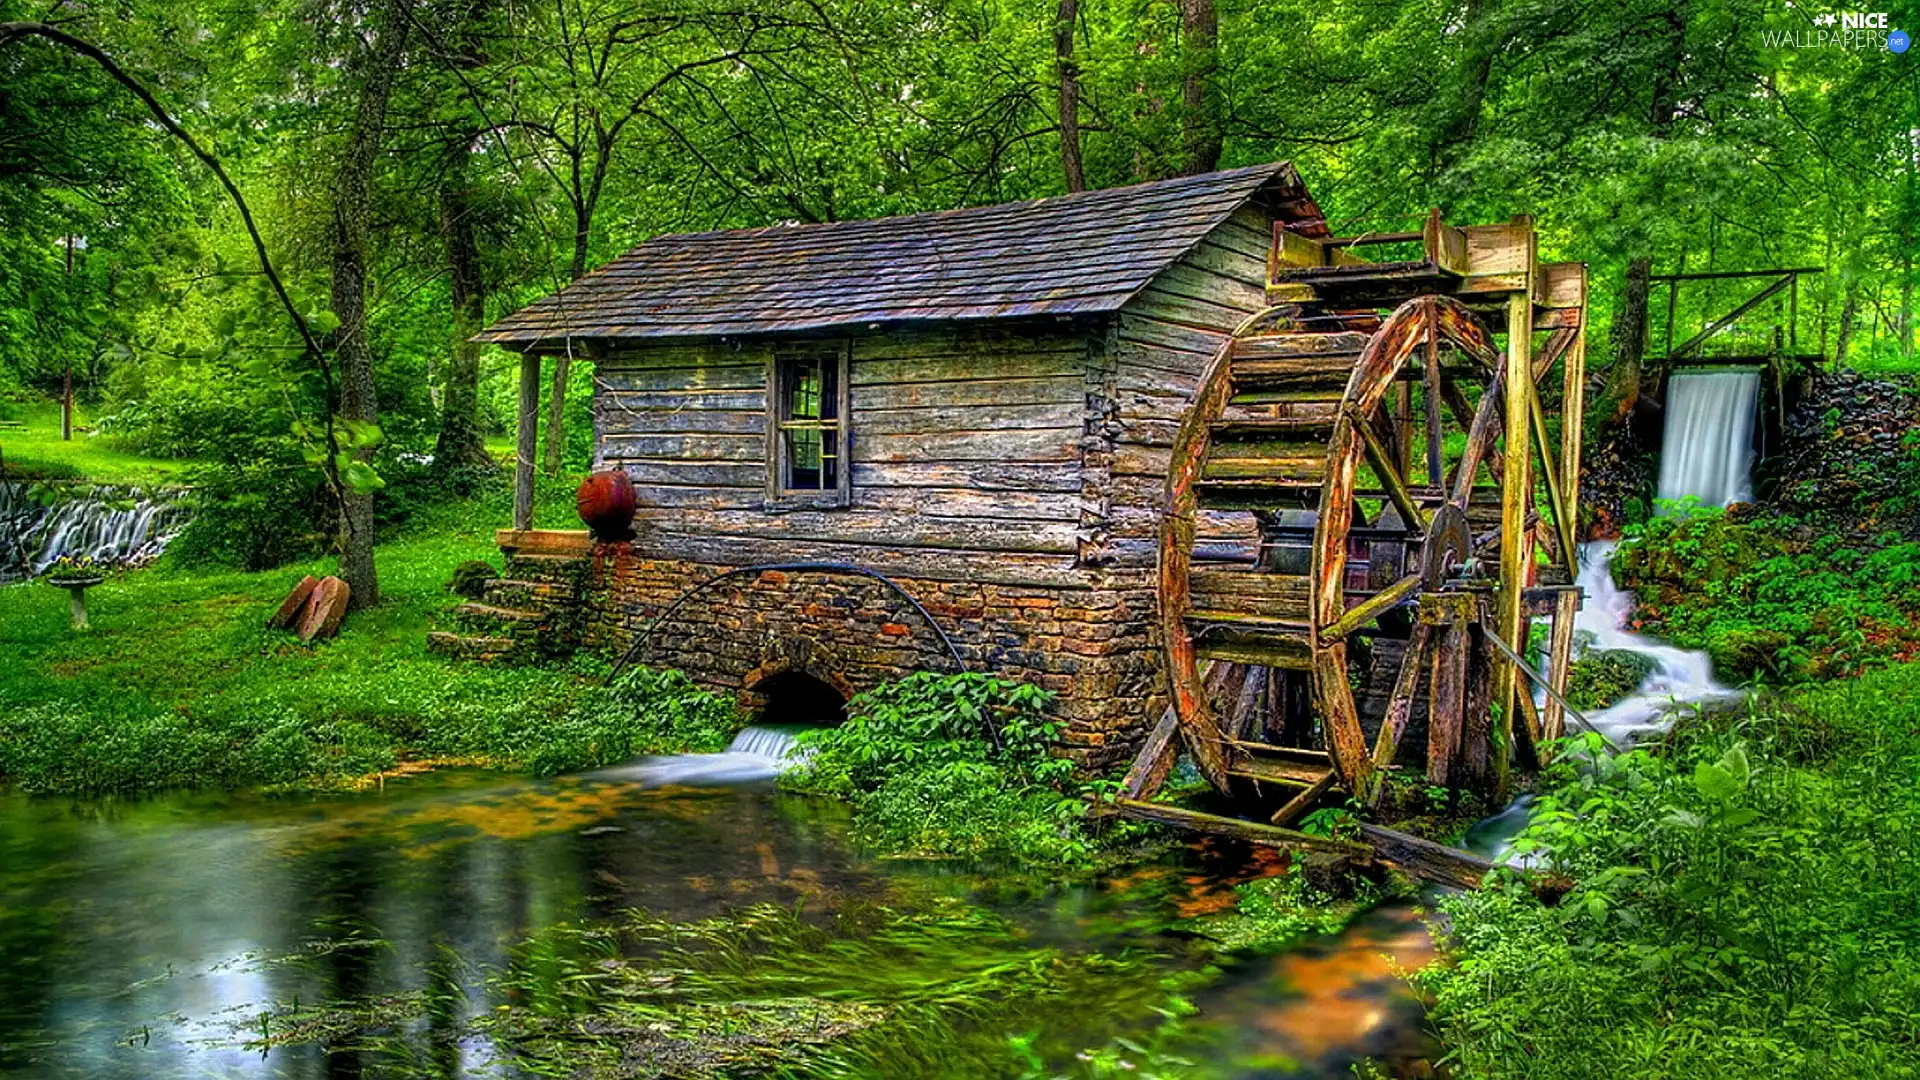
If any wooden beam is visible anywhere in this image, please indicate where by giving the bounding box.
[1271,770,1338,827]
[1350,405,1428,531]
[514,352,541,532]
[1542,588,1579,744]
[1371,621,1432,780]
[1119,706,1182,801]
[1321,572,1421,642]
[1356,823,1499,891]
[1666,274,1793,361]
[1526,379,1578,578]
[1494,291,1533,799]
[1111,798,1372,857]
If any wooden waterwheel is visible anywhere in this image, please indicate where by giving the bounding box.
[1131,212,1591,826]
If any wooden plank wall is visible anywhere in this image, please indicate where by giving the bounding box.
[1103,203,1276,566]
[592,325,1094,586]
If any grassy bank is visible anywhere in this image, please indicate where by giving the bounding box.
[1425,662,1920,1079]
[0,400,193,485]
[0,493,739,795]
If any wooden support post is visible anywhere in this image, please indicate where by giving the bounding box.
[1494,290,1533,798]
[1542,588,1579,744]
[1561,289,1587,533]
[514,352,540,532]
[1428,616,1467,787]
[1527,383,1577,577]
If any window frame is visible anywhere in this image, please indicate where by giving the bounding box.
[765,343,852,509]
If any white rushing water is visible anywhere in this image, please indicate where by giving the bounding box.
[1656,368,1761,510]
[0,481,187,581]
[597,726,807,786]
[1569,540,1734,746]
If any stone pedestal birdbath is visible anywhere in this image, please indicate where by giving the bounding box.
[47,574,104,630]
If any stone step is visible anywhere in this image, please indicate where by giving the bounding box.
[452,602,544,626]
[427,631,524,664]
[482,578,558,605]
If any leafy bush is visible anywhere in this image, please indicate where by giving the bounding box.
[1614,509,1920,682]
[524,667,741,775]
[782,672,1094,865]
[1423,663,1920,1079]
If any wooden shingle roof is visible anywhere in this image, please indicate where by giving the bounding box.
[477,162,1325,348]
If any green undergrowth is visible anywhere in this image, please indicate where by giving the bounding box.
[781,673,1133,868]
[1613,508,1920,682]
[0,492,737,795]
[1424,661,1920,1079]
[1182,865,1392,953]
[1564,644,1658,711]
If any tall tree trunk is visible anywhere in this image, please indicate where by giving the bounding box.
[434,142,491,469]
[1604,257,1653,423]
[1178,0,1220,175]
[330,1,410,610]
[1054,0,1085,192]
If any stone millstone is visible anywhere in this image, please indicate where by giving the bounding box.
[297,576,351,643]
[268,575,320,629]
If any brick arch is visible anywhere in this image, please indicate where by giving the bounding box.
[741,634,858,713]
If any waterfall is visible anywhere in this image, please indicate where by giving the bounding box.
[1657,368,1761,509]
[0,481,187,582]
[596,725,809,786]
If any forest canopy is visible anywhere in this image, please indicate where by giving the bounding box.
[1,0,1914,580]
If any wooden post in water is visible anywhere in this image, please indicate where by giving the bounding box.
[514,352,540,531]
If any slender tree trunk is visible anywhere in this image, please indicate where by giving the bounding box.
[541,211,592,477]
[1054,0,1085,192]
[330,1,411,610]
[434,143,492,469]
[1834,288,1860,365]
[1178,0,1220,175]
[1430,0,1496,176]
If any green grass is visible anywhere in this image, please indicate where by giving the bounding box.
[1423,662,1920,1079]
[0,400,194,485]
[0,491,737,795]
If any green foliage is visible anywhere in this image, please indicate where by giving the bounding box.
[782,673,1095,866]
[1182,866,1382,953]
[1615,510,1920,682]
[444,558,499,599]
[526,667,741,775]
[1424,663,1920,1079]
[1564,644,1658,711]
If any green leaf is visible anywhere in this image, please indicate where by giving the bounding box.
[341,460,385,494]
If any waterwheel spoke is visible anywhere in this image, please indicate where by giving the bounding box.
[1349,403,1428,531]
[1321,571,1420,642]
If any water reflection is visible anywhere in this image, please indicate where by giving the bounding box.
[0,765,1445,1078]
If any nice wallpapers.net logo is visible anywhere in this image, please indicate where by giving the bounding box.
[1765,7,1910,50]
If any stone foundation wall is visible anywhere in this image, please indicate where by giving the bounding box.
[501,541,1165,772]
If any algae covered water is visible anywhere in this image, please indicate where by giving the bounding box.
[0,753,1439,1079]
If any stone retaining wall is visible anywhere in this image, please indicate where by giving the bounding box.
[498,538,1164,772]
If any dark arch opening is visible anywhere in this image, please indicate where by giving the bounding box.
[753,671,847,727]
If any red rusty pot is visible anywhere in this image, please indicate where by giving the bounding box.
[576,470,637,542]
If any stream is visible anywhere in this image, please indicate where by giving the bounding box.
[0,728,1442,1079]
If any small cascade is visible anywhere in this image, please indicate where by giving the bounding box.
[1572,541,1732,745]
[1657,368,1761,509]
[599,725,807,787]
[1472,541,1735,864]
[0,481,188,582]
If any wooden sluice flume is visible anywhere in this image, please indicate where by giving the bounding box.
[1115,210,1589,886]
